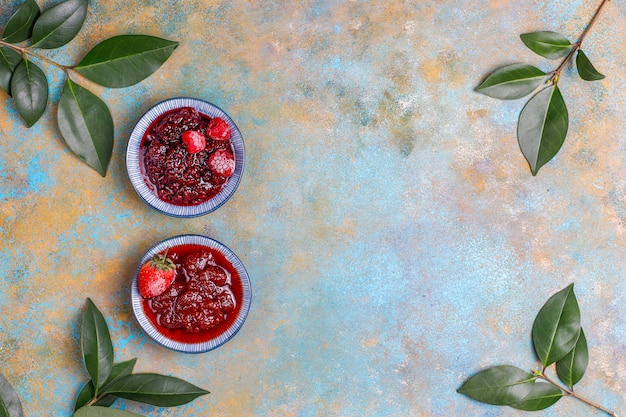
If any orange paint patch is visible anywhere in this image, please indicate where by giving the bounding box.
[466,109,488,120]
[285,252,314,275]
[463,164,486,194]
[420,59,442,83]
[361,338,378,348]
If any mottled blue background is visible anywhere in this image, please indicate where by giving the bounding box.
[0,0,625,416]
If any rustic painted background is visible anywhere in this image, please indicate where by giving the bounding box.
[1,0,625,416]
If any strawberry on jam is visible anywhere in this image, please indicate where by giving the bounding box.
[137,252,176,298]
[141,107,236,206]
[142,244,242,342]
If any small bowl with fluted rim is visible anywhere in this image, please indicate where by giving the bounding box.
[126,97,244,217]
[131,234,252,353]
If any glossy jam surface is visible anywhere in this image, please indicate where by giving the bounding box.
[140,107,234,206]
[142,244,243,344]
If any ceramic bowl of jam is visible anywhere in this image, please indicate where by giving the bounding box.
[131,234,251,353]
[126,97,245,217]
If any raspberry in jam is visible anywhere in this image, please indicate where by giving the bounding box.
[140,107,235,206]
[141,244,243,344]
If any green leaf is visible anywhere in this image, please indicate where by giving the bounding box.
[457,365,535,406]
[73,406,143,417]
[0,372,23,417]
[81,298,114,395]
[520,31,572,59]
[532,284,581,367]
[0,46,23,95]
[74,382,116,411]
[74,35,178,88]
[105,359,138,386]
[101,373,209,407]
[509,381,563,411]
[58,79,114,176]
[518,84,568,175]
[556,328,589,387]
[576,50,605,81]
[31,0,88,49]
[10,58,48,127]
[2,0,40,43]
[476,64,547,100]
[75,359,137,411]
[74,382,95,412]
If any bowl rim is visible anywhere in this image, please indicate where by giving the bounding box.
[126,97,245,218]
[131,234,252,353]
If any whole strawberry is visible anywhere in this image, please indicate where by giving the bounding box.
[206,117,231,141]
[138,251,176,298]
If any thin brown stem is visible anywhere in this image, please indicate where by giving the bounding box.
[551,0,612,82]
[84,397,98,407]
[0,39,70,72]
[579,0,611,46]
[537,371,618,417]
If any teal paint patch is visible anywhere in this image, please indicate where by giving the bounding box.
[0,132,56,199]
[0,249,12,292]
[26,154,50,194]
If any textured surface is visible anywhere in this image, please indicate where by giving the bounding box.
[1,0,625,416]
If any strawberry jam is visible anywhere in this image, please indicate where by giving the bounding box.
[140,107,235,206]
[141,244,243,344]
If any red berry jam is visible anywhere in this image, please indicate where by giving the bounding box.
[140,107,235,206]
[141,244,243,344]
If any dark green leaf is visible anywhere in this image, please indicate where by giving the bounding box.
[101,373,209,407]
[10,58,48,127]
[74,382,95,412]
[457,365,535,406]
[58,79,114,176]
[476,63,547,100]
[0,372,23,417]
[520,31,572,59]
[556,328,589,387]
[576,50,605,81]
[532,284,581,367]
[74,35,178,87]
[74,381,116,411]
[75,359,137,411]
[518,85,568,175]
[509,381,563,411]
[73,406,143,417]
[81,298,114,394]
[31,0,87,49]
[0,46,23,95]
[2,0,40,43]
[106,359,137,384]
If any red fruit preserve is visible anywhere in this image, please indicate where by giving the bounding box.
[140,107,235,206]
[141,244,243,344]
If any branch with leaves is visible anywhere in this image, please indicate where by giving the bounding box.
[0,0,178,176]
[476,0,610,176]
[0,299,209,417]
[458,284,618,416]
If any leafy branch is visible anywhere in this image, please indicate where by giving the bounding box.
[0,0,178,176]
[0,298,209,417]
[458,284,618,416]
[476,0,610,176]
